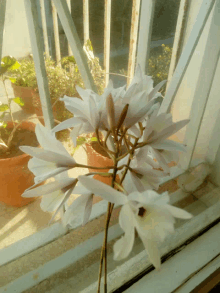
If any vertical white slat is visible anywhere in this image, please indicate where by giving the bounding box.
[136,0,155,74]
[66,0,73,56]
[127,0,141,86]
[179,0,220,170]
[158,0,216,115]
[24,0,54,129]
[83,0,89,44]
[52,0,97,91]
[0,0,6,67]
[104,0,111,86]
[166,0,188,92]
[206,109,220,165]
[39,0,50,58]
[51,1,61,65]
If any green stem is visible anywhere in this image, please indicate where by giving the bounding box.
[2,77,15,127]
[97,148,118,293]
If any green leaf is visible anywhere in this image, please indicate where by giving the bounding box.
[0,112,6,119]
[90,137,98,142]
[76,136,86,146]
[13,97,24,106]
[0,104,9,112]
[61,56,76,66]
[9,77,17,83]
[0,121,7,128]
[0,56,20,75]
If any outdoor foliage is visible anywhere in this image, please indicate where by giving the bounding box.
[0,56,25,150]
[8,40,105,124]
[148,44,172,95]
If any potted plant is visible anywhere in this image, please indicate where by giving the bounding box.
[0,56,40,207]
[20,65,192,292]
[8,40,105,131]
[7,56,38,114]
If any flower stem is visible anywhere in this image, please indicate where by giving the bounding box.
[97,150,118,293]
[76,163,116,170]
[2,77,14,126]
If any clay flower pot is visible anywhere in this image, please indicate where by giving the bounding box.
[11,83,35,114]
[86,142,114,186]
[0,121,38,207]
[33,95,60,126]
[85,141,120,187]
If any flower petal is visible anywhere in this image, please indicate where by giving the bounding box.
[51,117,83,133]
[151,139,187,152]
[62,193,91,227]
[144,238,161,270]
[148,80,167,100]
[35,124,69,157]
[113,204,135,260]
[22,177,75,197]
[82,194,93,225]
[165,205,193,219]
[40,190,66,212]
[149,119,190,144]
[48,185,77,223]
[20,146,75,166]
[78,176,128,205]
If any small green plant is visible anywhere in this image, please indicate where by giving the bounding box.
[148,44,172,95]
[8,40,105,131]
[118,44,172,96]
[0,56,25,150]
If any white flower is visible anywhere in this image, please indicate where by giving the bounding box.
[78,176,192,270]
[20,123,77,183]
[62,182,94,227]
[22,172,77,218]
[137,108,190,173]
[118,152,165,192]
[51,65,166,144]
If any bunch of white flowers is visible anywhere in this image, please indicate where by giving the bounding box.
[20,65,192,290]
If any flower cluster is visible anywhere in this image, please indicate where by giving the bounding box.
[20,65,192,271]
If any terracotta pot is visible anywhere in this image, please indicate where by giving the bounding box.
[11,83,35,114]
[0,121,38,207]
[85,142,119,186]
[33,95,60,126]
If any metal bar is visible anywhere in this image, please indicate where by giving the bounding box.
[39,0,50,58]
[158,0,216,115]
[0,0,7,67]
[136,0,155,74]
[24,0,54,129]
[166,0,189,92]
[83,0,89,44]
[52,0,97,92]
[127,0,141,86]
[104,0,111,86]
[51,1,61,65]
[179,0,220,170]
[66,0,73,56]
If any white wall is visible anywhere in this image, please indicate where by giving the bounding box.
[2,0,32,58]
[170,0,220,162]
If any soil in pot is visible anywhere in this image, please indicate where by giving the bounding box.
[0,126,39,158]
[0,122,39,207]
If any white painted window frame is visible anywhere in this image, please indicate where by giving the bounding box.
[0,0,220,292]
